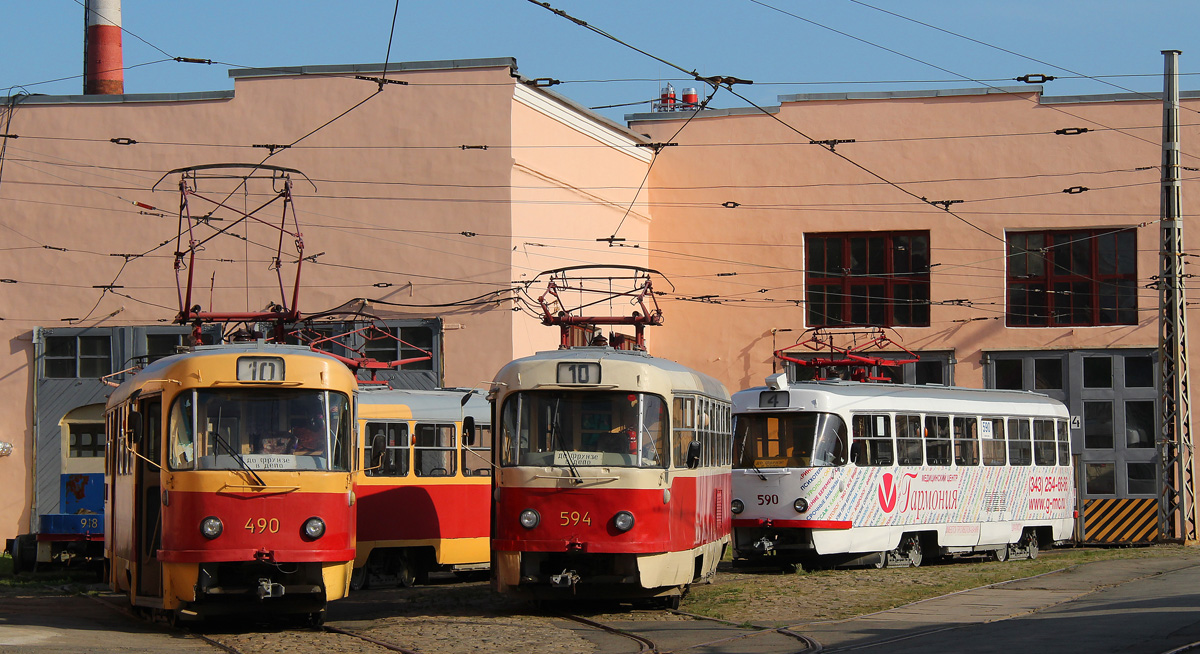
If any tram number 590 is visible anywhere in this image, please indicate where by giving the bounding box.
[757,494,779,506]
[557,362,600,384]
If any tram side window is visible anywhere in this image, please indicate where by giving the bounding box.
[703,398,719,467]
[924,415,951,466]
[1033,419,1057,466]
[850,414,894,466]
[1056,420,1070,465]
[365,421,409,477]
[672,396,696,470]
[168,393,195,470]
[415,424,456,476]
[896,414,923,466]
[981,418,1006,466]
[953,416,979,466]
[1008,418,1033,466]
[463,423,492,476]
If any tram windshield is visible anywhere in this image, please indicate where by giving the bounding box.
[733,412,848,468]
[168,389,352,471]
[499,391,669,469]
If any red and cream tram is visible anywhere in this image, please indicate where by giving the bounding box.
[353,388,491,588]
[105,342,358,623]
[730,373,1075,568]
[489,347,732,606]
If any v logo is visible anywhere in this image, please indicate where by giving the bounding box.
[878,472,898,513]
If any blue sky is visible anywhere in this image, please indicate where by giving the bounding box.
[2,1,1197,122]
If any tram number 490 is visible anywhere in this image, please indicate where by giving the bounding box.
[245,517,280,534]
[757,494,779,506]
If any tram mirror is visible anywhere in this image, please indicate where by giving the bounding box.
[463,416,476,447]
[686,440,701,469]
[127,410,144,445]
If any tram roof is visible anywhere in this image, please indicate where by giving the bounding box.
[734,379,1067,415]
[107,342,354,407]
[495,347,730,401]
[357,387,489,418]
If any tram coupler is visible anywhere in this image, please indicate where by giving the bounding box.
[550,570,580,588]
[256,579,286,599]
[752,536,776,553]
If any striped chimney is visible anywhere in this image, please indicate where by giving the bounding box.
[84,0,123,94]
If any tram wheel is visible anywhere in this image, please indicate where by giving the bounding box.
[992,545,1009,563]
[661,594,682,610]
[874,551,889,569]
[349,567,367,591]
[306,610,327,627]
[1024,532,1039,560]
[395,555,417,588]
[902,535,923,568]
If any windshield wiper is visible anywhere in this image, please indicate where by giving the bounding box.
[734,434,767,480]
[209,412,265,486]
[550,398,582,483]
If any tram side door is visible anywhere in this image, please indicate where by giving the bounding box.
[135,397,163,598]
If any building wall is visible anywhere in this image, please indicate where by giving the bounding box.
[630,88,1196,391]
[0,59,655,544]
[508,84,654,354]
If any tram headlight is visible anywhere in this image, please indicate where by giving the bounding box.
[730,499,745,515]
[302,517,326,540]
[793,498,809,514]
[613,511,635,533]
[200,516,223,540]
[519,509,540,529]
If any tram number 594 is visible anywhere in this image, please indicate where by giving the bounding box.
[757,494,779,506]
[560,511,592,526]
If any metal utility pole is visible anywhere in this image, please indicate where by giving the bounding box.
[1157,49,1194,543]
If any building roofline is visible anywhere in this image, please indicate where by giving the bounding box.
[1044,90,1200,104]
[511,74,650,145]
[226,57,519,79]
[4,90,236,105]
[624,105,779,123]
[627,85,1200,122]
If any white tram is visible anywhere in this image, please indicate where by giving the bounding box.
[730,373,1074,568]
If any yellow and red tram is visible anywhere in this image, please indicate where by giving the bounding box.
[489,347,733,607]
[104,342,358,623]
[353,388,491,588]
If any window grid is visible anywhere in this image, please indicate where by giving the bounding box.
[805,232,930,327]
[1006,229,1137,327]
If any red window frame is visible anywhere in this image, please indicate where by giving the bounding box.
[1006,229,1137,327]
[804,231,930,327]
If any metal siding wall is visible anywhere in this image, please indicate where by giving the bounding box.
[34,379,111,520]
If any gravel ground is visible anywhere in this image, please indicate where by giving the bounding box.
[7,546,1200,654]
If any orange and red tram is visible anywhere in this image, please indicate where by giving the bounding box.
[353,387,491,588]
[489,347,733,607]
[104,342,358,623]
